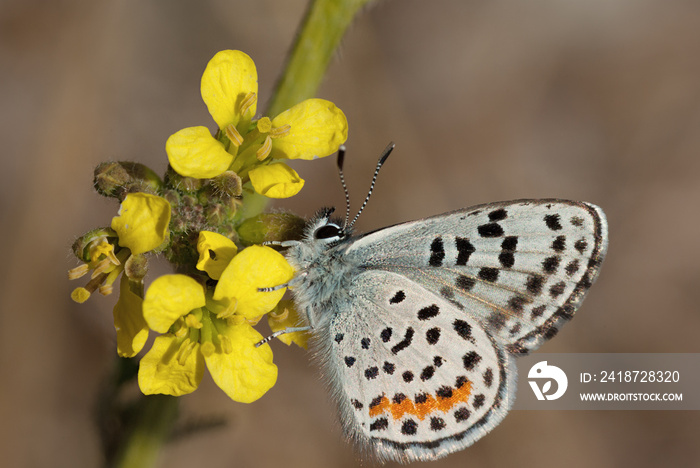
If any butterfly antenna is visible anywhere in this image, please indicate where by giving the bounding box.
[349,142,395,228]
[336,145,352,228]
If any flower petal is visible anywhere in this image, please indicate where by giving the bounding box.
[204,320,277,403]
[138,334,204,396]
[270,98,348,160]
[213,245,294,319]
[196,231,238,280]
[113,274,149,357]
[166,126,234,179]
[111,193,171,255]
[248,163,305,199]
[201,50,258,129]
[268,300,309,349]
[143,274,206,333]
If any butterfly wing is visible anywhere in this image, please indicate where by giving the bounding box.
[344,199,608,353]
[320,269,516,463]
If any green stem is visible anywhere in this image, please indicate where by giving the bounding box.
[239,0,372,221]
[266,0,373,117]
[113,395,179,468]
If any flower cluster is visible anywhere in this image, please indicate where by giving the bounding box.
[166,50,347,198]
[69,50,347,402]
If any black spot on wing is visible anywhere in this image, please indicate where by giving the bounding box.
[401,419,418,435]
[365,366,379,380]
[389,290,405,304]
[543,256,561,274]
[370,395,384,409]
[478,223,504,238]
[436,386,453,399]
[370,417,388,432]
[488,208,508,221]
[508,295,528,313]
[526,274,545,295]
[380,327,392,342]
[544,214,563,231]
[462,351,481,370]
[531,305,546,318]
[429,237,445,266]
[455,237,476,265]
[487,312,507,330]
[426,327,441,345]
[430,417,446,431]
[565,259,580,276]
[551,235,566,252]
[456,275,476,291]
[453,319,472,340]
[454,407,470,422]
[391,328,415,354]
[383,361,395,374]
[483,368,494,387]
[498,252,515,268]
[478,267,499,282]
[501,236,518,251]
[575,238,589,253]
[549,281,566,298]
[417,305,440,320]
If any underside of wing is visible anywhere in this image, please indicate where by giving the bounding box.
[345,199,608,353]
[317,270,516,463]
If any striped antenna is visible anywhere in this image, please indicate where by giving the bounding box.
[336,145,352,228]
[348,142,395,229]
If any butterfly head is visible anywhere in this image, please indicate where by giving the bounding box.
[305,207,350,246]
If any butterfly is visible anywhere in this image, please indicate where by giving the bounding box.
[260,144,608,463]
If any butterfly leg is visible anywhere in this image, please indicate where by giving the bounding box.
[254,326,311,347]
[257,274,305,293]
[263,240,301,248]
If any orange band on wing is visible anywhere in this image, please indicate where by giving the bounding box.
[368,380,472,420]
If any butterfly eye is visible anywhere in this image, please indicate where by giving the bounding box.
[314,224,343,240]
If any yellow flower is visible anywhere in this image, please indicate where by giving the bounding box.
[113,274,149,357]
[166,127,234,179]
[165,50,347,198]
[213,245,294,319]
[196,231,238,280]
[201,316,277,403]
[138,334,205,396]
[248,162,305,198]
[68,232,129,303]
[138,244,292,401]
[111,193,171,255]
[142,275,206,334]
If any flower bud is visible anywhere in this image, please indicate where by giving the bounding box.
[124,253,149,280]
[94,161,163,199]
[237,212,305,244]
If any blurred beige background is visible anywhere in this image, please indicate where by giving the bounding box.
[2,0,699,467]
